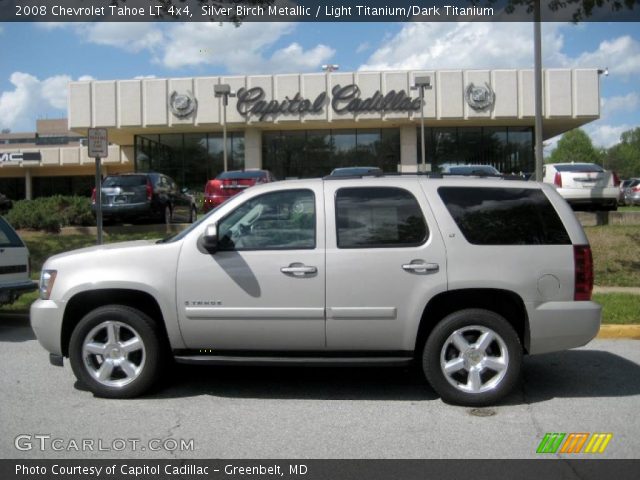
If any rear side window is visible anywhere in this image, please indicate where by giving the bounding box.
[0,218,24,247]
[438,187,571,245]
[336,187,428,248]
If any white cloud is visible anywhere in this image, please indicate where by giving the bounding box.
[601,93,640,118]
[47,22,334,74]
[159,23,334,73]
[572,36,640,76]
[359,23,569,71]
[0,72,88,132]
[585,123,634,148]
[356,42,370,54]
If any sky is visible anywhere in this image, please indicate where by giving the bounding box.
[1,21,639,152]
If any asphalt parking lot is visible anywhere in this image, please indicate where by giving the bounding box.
[1,313,639,459]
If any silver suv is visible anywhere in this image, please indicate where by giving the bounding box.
[31,175,601,406]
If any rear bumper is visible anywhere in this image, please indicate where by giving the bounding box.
[557,187,618,204]
[91,202,154,218]
[0,279,38,304]
[527,300,601,355]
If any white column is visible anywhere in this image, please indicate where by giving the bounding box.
[25,169,33,200]
[399,125,418,173]
[244,128,262,170]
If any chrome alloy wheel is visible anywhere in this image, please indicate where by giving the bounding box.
[439,325,509,394]
[82,321,146,388]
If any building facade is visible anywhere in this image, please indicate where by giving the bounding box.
[0,69,601,199]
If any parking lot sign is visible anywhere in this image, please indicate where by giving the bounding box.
[88,128,108,158]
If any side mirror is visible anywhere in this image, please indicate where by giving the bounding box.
[181,187,189,194]
[202,223,218,252]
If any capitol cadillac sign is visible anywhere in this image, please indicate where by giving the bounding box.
[168,81,496,121]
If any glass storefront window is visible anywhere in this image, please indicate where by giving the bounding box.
[419,126,533,174]
[135,132,245,190]
[262,128,401,179]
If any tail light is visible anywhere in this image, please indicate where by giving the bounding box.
[91,188,96,204]
[554,172,562,188]
[612,172,621,187]
[632,185,640,193]
[146,180,153,201]
[574,245,593,301]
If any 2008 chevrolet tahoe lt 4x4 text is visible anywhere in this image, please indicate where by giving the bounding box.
[31,175,601,406]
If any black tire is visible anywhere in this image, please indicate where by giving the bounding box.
[69,305,165,398]
[422,309,522,406]
[189,206,197,223]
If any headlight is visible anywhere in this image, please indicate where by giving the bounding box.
[39,270,57,300]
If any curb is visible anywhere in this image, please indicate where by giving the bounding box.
[597,325,640,339]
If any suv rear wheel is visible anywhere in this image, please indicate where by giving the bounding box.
[69,305,164,398]
[422,309,522,406]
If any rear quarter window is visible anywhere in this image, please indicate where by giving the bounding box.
[438,187,571,245]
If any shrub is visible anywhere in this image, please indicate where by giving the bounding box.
[5,196,94,232]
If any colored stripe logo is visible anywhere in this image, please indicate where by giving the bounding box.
[537,433,612,454]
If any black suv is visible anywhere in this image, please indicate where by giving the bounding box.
[91,173,197,224]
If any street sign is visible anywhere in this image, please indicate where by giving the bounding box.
[88,128,108,158]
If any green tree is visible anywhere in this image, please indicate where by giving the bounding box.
[547,128,602,164]
[604,127,640,178]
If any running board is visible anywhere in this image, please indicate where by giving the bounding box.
[173,355,414,367]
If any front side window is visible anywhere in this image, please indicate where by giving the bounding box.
[336,187,428,248]
[218,189,316,251]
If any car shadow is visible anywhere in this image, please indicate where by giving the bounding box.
[141,348,640,404]
[148,364,438,402]
[516,349,640,404]
[0,312,35,342]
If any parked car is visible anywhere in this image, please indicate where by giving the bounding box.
[32,175,600,406]
[203,170,276,213]
[622,178,640,206]
[439,164,501,176]
[543,162,619,211]
[0,217,37,306]
[618,179,635,205]
[91,173,197,224]
[329,166,383,177]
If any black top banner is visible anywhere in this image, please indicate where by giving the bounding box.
[2,0,640,22]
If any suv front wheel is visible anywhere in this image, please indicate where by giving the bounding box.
[423,309,522,406]
[69,305,164,398]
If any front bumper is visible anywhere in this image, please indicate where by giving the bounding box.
[30,299,65,356]
[528,300,601,355]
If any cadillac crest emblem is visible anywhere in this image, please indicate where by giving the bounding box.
[465,82,495,111]
[169,91,197,119]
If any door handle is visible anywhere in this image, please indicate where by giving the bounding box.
[402,261,439,274]
[281,264,317,277]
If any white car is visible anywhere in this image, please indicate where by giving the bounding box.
[543,162,619,211]
[0,217,37,305]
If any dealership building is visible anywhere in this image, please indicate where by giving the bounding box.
[0,68,602,199]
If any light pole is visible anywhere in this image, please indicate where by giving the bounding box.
[322,64,340,72]
[214,83,236,172]
[533,0,544,181]
[412,76,432,173]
